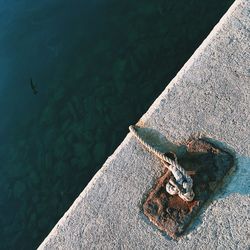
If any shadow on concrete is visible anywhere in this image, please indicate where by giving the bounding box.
[201,137,250,197]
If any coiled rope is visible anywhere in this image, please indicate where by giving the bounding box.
[129,125,194,202]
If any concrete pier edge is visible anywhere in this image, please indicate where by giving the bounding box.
[39,0,250,249]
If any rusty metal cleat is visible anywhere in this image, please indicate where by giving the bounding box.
[143,138,235,239]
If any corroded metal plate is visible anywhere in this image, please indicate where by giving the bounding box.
[143,138,235,238]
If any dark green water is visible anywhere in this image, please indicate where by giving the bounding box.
[0,0,234,249]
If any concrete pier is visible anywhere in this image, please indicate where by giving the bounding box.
[39,0,250,249]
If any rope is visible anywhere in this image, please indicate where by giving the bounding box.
[129,125,195,201]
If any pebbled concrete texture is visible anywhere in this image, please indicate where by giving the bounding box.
[39,0,250,249]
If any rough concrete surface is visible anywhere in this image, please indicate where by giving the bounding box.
[39,0,250,249]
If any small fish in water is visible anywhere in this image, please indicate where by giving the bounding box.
[30,78,38,95]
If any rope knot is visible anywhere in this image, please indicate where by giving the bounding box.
[129,125,195,202]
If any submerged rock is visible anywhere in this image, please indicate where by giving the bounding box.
[54,161,66,178]
[13,181,26,199]
[53,87,65,102]
[54,136,67,159]
[93,142,106,163]
[29,172,39,186]
[73,143,87,157]
[40,106,54,125]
